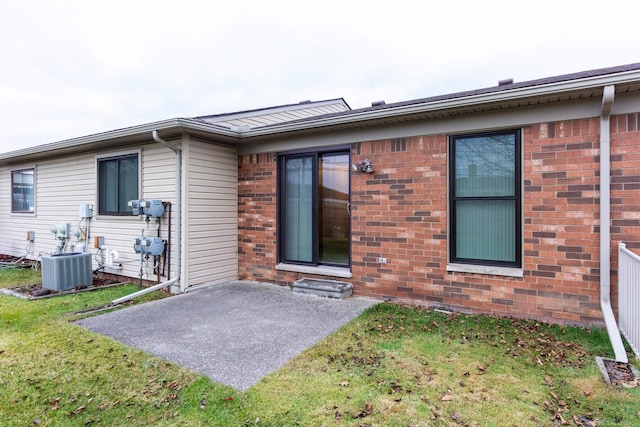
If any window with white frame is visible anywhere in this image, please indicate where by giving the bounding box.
[449,130,521,268]
[11,168,35,213]
[97,154,139,215]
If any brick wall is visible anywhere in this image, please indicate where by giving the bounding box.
[237,153,278,281]
[238,152,327,286]
[237,114,640,326]
[610,112,640,316]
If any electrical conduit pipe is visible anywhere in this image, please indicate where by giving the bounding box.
[599,84,628,363]
[111,130,183,305]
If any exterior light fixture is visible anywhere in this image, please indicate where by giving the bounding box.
[352,159,374,173]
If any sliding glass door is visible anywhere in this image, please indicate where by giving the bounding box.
[283,156,314,263]
[280,151,350,266]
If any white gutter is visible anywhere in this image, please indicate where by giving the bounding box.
[111,277,178,305]
[599,84,629,363]
[109,130,184,305]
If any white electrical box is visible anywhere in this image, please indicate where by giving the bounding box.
[79,203,93,218]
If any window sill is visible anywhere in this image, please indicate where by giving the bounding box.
[446,263,523,278]
[275,263,353,279]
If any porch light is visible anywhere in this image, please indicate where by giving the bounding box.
[352,159,374,173]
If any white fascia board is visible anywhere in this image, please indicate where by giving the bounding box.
[241,70,640,138]
[0,118,239,162]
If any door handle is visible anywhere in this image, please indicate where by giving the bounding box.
[346,202,351,216]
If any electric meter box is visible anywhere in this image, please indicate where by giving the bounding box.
[144,200,164,218]
[145,237,165,256]
[133,237,144,254]
[133,237,165,256]
[79,203,93,218]
[128,199,144,216]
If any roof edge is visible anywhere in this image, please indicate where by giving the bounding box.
[0,118,239,162]
[195,98,350,122]
[242,64,640,137]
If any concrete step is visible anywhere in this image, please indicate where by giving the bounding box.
[292,278,353,299]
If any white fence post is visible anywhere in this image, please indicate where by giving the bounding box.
[618,242,640,360]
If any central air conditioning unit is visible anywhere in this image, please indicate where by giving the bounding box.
[41,253,92,291]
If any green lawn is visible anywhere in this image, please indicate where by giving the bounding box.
[1,268,639,426]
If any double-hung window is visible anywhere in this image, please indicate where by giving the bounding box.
[98,154,139,215]
[11,168,35,213]
[449,130,521,268]
[279,150,350,267]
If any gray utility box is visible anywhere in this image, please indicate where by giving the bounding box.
[41,253,92,291]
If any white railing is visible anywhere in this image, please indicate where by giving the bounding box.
[617,243,640,360]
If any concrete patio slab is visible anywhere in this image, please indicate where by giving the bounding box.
[76,280,378,391]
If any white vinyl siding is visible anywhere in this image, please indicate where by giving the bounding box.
[183,138,238,287]
[137,144,179,282]
[0,144,178,282]
[0,137,238,288]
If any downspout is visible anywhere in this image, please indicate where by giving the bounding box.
[110,130,183,306]
[599,84,629,363]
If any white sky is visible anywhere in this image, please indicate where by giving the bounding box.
[1,0,638,152]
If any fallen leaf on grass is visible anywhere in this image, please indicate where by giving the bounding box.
[49,397,62,410]
[339,381,349,387]
[441,393,453,401]
[550,411,566,425]
[352,401,373,419]
[573,415,597,426]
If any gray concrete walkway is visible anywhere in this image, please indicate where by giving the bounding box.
[76,281,378,391]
